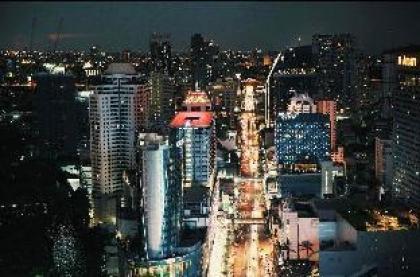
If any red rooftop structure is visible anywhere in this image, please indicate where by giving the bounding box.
[169,112,213,128]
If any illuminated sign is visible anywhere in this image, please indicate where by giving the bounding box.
[398,55,417,67]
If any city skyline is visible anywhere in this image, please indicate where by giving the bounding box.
[1,2,420,53]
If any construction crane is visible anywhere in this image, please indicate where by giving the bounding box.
[29,17,37,52]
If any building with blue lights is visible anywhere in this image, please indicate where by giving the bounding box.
[169,112,216,188]
[275,112,331,168]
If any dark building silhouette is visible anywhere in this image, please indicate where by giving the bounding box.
[150,33,172,75]
[312,34,357,108]
[191,33,219,90]
[33,73,80,161]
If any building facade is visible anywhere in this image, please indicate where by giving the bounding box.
[170,111,216,188]
[391,46,420,206]
[90,63,139,225]
[375,137,393,191]
[33,73,81,160]
[138,133,181,260]
[275,113,331,167]
[148,72,175,133]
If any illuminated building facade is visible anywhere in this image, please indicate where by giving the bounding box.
[207,77,239,129]
[317,100,337,151]
[138,133,181,260]
[89,63,139,225]
[170,112,216,188]
[183,90,212,112]
[390,46,420,206]
[275,113,331,167]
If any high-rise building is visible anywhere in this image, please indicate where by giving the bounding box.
[150,33,171,75]
[118,132,203,277]
[390,46,420,206]
[190,33,219,90]
[317,100,337,151]
[312,34,357,108]
[169,111,216,188]
[275,112,330,168]
[90,63,140,225]
[148,72,175,132]
[33,73,81,160]
[207,77,239,129]
[375,137,393,191]
[138,133,181,260]
[134,83,151,132]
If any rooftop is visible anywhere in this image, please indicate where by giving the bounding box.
[104,63,136,75]
[169,112,213,128]
[184,90,211,104]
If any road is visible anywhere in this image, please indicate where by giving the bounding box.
[229,83,274,277]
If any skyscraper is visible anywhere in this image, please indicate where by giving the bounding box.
[90,63,140,225]
[312,34,357,107]
[375,137,393,191]
[33,73,81,160]
[170,111,216,188]
[390,46,420,206]
[150,33,171,75]
[148,72,175,132]
[138,133,180,260]
[191,33,219,90]
[317,100,337,151]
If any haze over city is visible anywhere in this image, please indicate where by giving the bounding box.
[1,2,420,53]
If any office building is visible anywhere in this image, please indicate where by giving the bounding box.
[191,33,219,90]
[312,34,357,108]
[207,77,239,129]
[169,111,216,188]
[148,72,175,132]
[375,137,393,191]
[390,46,420,206]
[275,113,330,168]
[138,133,181,259]
[33,73,81,160]
[317,100,337,151]
[89,63,140,225]
[150,33,171,75]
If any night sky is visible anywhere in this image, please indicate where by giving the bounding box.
[1,2,420,54]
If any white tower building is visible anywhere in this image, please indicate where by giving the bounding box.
[90,63,141,225]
